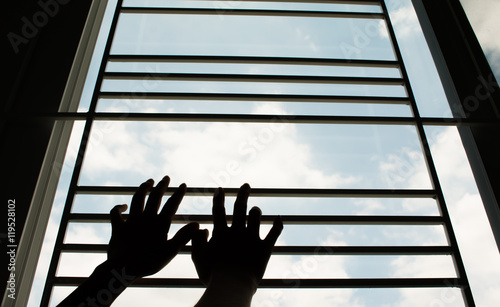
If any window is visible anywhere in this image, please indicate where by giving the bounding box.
[24,0,500,306]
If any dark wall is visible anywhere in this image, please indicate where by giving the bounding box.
[418,0,500,240]
[1,0,92,300]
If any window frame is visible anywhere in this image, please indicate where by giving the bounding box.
[7,1,500,306]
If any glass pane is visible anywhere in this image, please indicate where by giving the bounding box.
[57,253,107,277]
[128,254,458,279]
[64,223,110,244]
[77,0,119,112]
[425,126,500,307]
[105,62,402,78]
[101,79,406,96]
[123,0,383,13]
[50,287,466,307]
[97,99,413,117]
[62,222,448,247]
[78,121,432,189]
[111,14,395,60]
[254,288,466,307]
[72,194,440,216]
[385,0,453,117]
[277,224,448,246]
[50,287,205,307]
[268,254,457,278]
[50,287,76,307]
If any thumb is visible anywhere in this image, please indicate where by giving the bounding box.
[110,204,127,233]
[168,222,200,252]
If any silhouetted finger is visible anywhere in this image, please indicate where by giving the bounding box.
[191,229,210,283]
[248,206,262,238]
[264,216,283,248]
[110,204,127,232]
[144,176,170,216]
[130,179,154,218]
[232,183,250,229]
[213,187,227,232]
[168,222,199,252]
[159,183,187,223]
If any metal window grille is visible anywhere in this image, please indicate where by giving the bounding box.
[38,0,480,305]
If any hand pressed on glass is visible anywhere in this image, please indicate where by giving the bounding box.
[58,176,199,307]
[192,184,283,307]
[108,176,199,278]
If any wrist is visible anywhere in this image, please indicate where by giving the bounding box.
[195,269,258,307]
[93,260,140,290]
[196,285,255,307]
[207,268,258,294]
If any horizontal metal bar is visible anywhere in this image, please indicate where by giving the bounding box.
[120,7,384,19]
[103,72,405,86]
[9,112,495,127]
[38,113,498,126]
[61,244,453,255]
[31,113,419,124]
[67,213,444,225]
[53,277,464,288]
[99,92,409,104]
[107,55,399,68]
[76,187,437,198]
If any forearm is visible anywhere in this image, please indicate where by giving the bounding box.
[57,260,138,307]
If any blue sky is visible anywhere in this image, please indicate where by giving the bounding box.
[27,0,500,306]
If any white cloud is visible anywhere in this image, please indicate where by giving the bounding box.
[391,255,456,279]
[36,123,500,306]
[80,102,360,191]
[41,122,500,307]
[81,121,156,182]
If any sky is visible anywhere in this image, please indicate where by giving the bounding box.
[26,0,500,306]
[460,0,500,80]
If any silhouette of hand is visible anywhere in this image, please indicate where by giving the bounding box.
[192,184,283,291]
[108,176,199,279]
